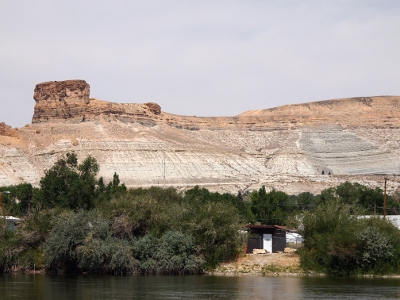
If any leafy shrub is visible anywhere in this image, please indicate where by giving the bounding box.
[184,186,253,223]
[299,199,400,276]
[44,209,138,274]
[133,230,202,274]
[45,210,104,271]
[17,248,45,270]
[100,187,188,238]
[179,200,243,269]
[106,238,137,274]
[357,226,393,266]
[0,183,33,216]
[19,209,55,248]
[0,219,23,272]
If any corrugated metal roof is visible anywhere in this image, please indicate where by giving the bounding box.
[0,216,22,222]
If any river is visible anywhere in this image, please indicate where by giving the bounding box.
[1,274,400,299]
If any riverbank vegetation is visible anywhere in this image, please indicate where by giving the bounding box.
[1,152,400,276]
[298,200,400,276]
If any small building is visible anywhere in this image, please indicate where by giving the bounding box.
[245,224,286,253]
[358,215,400,230]
[286,230,304,248]
[0,216,22,230]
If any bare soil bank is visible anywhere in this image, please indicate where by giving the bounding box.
[210,252,303,276]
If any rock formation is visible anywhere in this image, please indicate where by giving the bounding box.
[0,79,399,195]
[33,80,89,123]
[0,122,18,138]
[34,80,90,104]
[32,80,163,125]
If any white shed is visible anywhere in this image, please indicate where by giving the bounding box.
[358,215,400,230]
[286,231,304,246]
[0,216,22,230]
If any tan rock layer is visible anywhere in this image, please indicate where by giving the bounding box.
[0,122,18,137]
[1,79,399,195]
[34,80,90,104]
[31,80,400,130]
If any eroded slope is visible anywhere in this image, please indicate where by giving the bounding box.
[1,80,399,194]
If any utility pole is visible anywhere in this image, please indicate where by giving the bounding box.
[384,177,388,219]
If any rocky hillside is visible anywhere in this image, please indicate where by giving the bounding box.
[1,80,399,195]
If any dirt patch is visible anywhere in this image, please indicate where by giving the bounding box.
[210,252,303,276]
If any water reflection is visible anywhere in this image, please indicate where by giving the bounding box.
[1,274,400,300]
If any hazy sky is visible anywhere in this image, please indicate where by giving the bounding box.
[1,0,400,127]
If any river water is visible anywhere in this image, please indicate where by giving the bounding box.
[1,274,400,299]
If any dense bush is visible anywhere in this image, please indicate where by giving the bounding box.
[179,198,244,269]
[357,226,393,266]
[298,199,400,276]
[4,151,400,276]
[0,183,34,215]
[45,210,108,272]
[44,210,136,274]
[317,181,400,214]
[100,186,244,270]
[100,187,183,237]
[133,230,202,274]
[183,186,252,222]
[43,209,204,274]
[0,218,22,271]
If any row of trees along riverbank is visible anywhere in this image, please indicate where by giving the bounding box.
[1,152,400,275]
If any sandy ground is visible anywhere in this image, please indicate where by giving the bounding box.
[210,252,302,276]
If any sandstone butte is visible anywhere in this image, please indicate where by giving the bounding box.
[1,79,400,195]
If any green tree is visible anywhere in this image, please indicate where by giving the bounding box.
[183,186,253,222]
[96,173,127,202]
[317,181,400,215]
[0,183,33,216]
[34,153,100,210]
[298,199,400,276]
[108,172,127,194]
[179,198,243,269]
[290,192,317,211]
[250,186,287,225]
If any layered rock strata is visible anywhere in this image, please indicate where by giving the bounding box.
[32,80,161,124]
[0,80,399,195]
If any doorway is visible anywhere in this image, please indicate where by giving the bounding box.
[263,234,272,253]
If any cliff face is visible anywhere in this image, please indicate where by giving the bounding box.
[34,80,90,104]
[32,80,161,124]
[1,80,399,195]
[33,80,90,123]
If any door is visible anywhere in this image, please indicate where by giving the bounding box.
[263,234,272,253]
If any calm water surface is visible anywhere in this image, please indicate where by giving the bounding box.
[1,274,400,300]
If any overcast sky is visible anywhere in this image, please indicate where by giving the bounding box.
[1,0,400,128]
